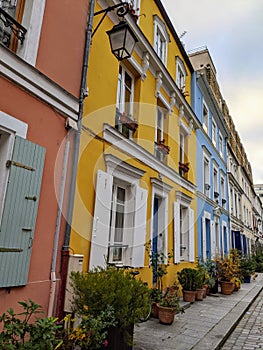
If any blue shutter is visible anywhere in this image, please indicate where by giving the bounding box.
[0,136,45,287]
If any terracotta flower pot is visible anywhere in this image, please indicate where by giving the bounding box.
[157,304,175,325]
[195,288,205,301]
[221,281,234,295]
[151,302,159,318]
[183,290,196,303]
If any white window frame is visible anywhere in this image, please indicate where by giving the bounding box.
[116,65,135,139]
[153,15,169,65]
[0,0,46,65]
[0,112,28,222]
[213,165,218,199]
[219,132,223,156]
[155,105,168,162]
[90,155,147,269]
[212,119,217,146]
[174,192,194,263]
[202,101,209,133]
[176,56,187,91]
[203,149,210,196]
[220,173,226,208]
[150,178,172,263]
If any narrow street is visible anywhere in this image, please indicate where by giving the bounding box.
[220,288,263,349]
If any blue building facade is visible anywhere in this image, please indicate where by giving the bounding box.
[189,49,230,259]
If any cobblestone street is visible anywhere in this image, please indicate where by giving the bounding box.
[220,288,263,349]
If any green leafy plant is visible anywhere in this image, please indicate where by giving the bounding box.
[60,306,116,350]
[159,289,183,314]
[239,257,256,279]
[0,299,62,350]
[70,266,150,346]
[197,258,217,288]
[215,252,240,282]
[145,240,173,291]
[177,268,199,291]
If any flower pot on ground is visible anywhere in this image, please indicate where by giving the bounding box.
[195,288,206,301]
[70,266,150,349]
[221,281,234,295]
[157,288,184,325]
[177,268,199,303]
[240,257,256,283]
[149,288,162,318]
[215,251,240,295]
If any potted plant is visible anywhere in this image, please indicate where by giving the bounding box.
[70,266,150,350]
[215,252,239,295]
[155,139,170,155]
[177,268,199,303]
[149,288,162,318]
[195,269,206,301]
[240,257,256,283]
[157,288,184,325]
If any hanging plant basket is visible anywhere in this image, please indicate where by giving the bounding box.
[155,140,170,154]
[119,113,138,131]
[179,162,190,173]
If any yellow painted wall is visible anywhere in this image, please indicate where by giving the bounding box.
[69,0,198,289]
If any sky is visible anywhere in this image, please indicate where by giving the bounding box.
[162,0,263,184]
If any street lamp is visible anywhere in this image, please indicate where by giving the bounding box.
[107,21,138,61]
[92,2,138,61]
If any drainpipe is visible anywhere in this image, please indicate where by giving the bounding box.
[47,139,70,317]
[57,0,96,319]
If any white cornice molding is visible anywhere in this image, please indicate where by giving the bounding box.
[103,123,196,193]
[0,45,79,121]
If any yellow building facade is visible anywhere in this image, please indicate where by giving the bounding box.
[69,0,200,289]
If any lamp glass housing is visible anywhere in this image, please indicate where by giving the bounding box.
[107,21,138,61]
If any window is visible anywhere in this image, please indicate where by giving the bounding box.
[116,65,135,139]
[153,15,169,65]
[0,0,25,50]
[203,155,210,196]
[213,167,218,199]
[212,120,216,146]
[155,104,168,162]
[219,133,223,156]
[179,122,190,178]
[0,113,45,288]
[151,178,171,279]
[0,0,45,65]
[90,156,147,269]
[174,194,194,263]
[220,176,226,208]
[176,57,187,91]
[203,102,209,133]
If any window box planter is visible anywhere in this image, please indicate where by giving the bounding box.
[155,139,170,154]
[179,162,190,173]
[119,113,138,131]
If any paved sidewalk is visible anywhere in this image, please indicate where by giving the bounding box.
[133,274,263,350]
[221,287,263,349]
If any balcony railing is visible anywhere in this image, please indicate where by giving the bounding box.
[0,7,27,47]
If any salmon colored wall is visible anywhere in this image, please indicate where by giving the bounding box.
[36,0,89,97]
[0,77,69,315]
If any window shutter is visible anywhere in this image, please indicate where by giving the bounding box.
[189,208,195,262]
[173,202,180,263]
[211,220,216,258]
[89,170,113,270]
[130,186,147,268]
[0,136,45,288]
[202,217,207,260]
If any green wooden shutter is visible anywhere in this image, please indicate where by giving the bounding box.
[0,136,45,287]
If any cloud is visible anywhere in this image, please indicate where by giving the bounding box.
[162,0,263,183]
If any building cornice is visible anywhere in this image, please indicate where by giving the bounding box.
[103,123,196,193]
[0,44,79,121]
